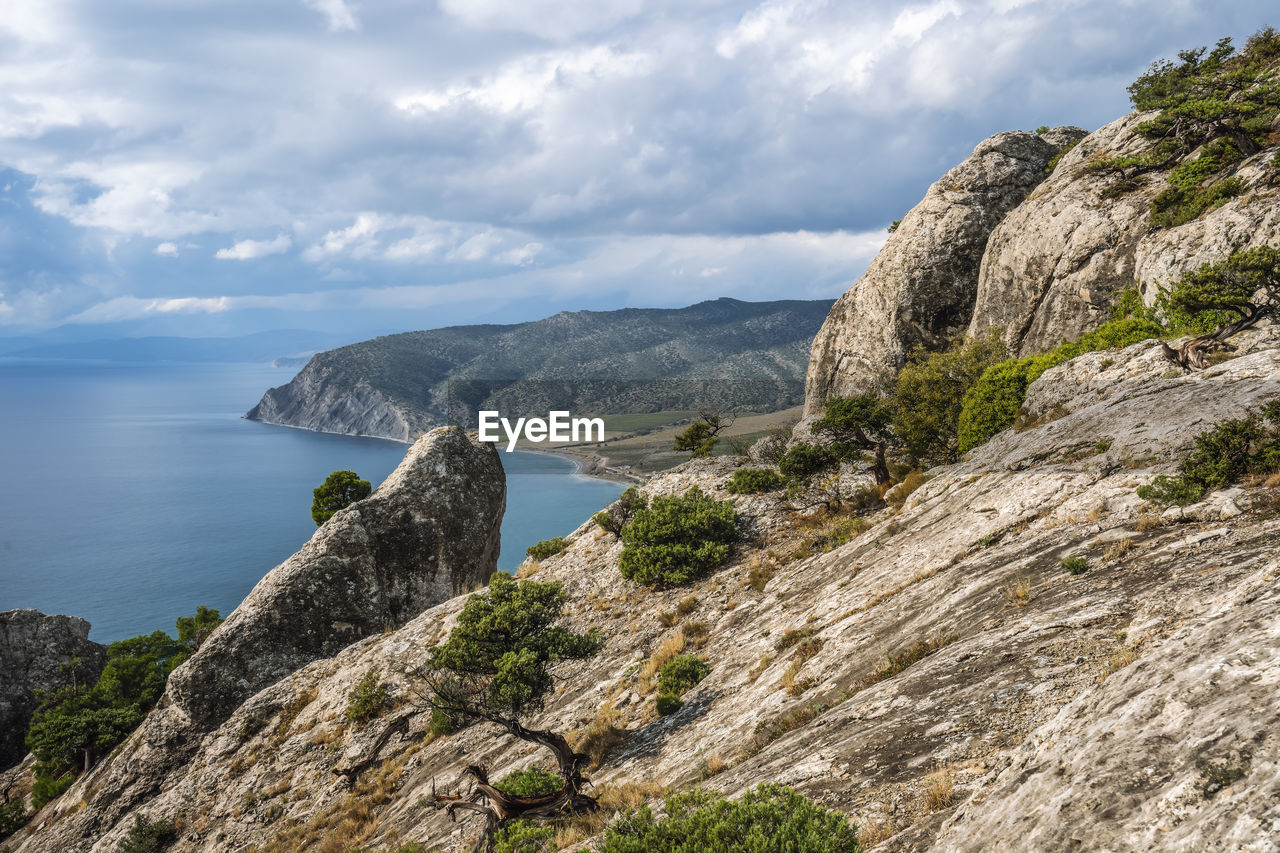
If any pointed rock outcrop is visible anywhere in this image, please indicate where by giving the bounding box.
[803,127,1085,418]
[0,611,105,770]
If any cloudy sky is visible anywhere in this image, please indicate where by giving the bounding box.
[0,1,1272,339]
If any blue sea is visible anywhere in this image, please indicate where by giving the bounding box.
[0,360,623,642]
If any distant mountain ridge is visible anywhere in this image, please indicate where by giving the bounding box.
[246,298,834,442]
[0,330,350,364]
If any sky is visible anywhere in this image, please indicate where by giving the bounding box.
[0,0,1273,341]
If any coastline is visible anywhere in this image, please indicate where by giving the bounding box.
[247,414,642,484]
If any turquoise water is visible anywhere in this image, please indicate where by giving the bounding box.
[0,360,623,642]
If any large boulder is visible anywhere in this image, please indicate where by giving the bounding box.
[165,425,505,725]
[969,113,1280,355]
[0,610,106,770]
[803,127,1085,418]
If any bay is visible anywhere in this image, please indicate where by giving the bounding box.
[0,360,623,642]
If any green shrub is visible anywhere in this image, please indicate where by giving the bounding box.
[593,487,648,535]
[0,799,28,840]
[1118,29,1280,227]
[725,468,784,494]
[311,469,372,526]
[597,784,860,853]
[957,317,1166,452]
[1044,138,1079,174]
[1060,556,1089,575]
[492,767,563,798]
[892,331,1007,464]
[1137,402,1280,506]
[428,706,461,736]
[345,670,390,724]
[619,488,737,585]
[657,655,711,696]
[525,537,568,560]
[655,694,684,716]
[493,819,556,853]
[778,443,839,485]
[1149,177,1243,228]
[30,767,74,810]
[118,815,178,853]
[174,605,222,652]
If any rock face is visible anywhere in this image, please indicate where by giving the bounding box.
[6,426,503,850]
[803,127,1085,418]
[0,611,105,770]
[247,375,415,442]
[806,107,1280,414]
[968,114,1280,356]
[166,426,505,726]
[14,334,1280,852]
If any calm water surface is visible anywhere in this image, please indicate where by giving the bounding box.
[0,360,623,642]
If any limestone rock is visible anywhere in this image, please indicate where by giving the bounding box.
[0,610,105,770]
[5,426,503,851]
[803,127,1085,418]
[968,113,1280,356]
[166,425,505,726]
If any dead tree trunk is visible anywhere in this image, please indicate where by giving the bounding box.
[431,718,596,853]
[1161,307,1265,370]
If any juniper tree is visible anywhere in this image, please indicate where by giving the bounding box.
[1159,246,1280,369]
[422,574,603,853]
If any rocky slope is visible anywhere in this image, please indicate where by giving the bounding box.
[8,324,1280,852]
[4,427,503,849]
[806,111,1280,418]
[248,298,833,442]
[0,612,105,770]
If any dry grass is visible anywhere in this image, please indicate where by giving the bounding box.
[697,754,729,780]
[1086,504,1107,523]
[1000,577,1034,608]
[247,757,402,853]
[921,768,956,813]
[1104,538,1135,561]
[1100,646,1140,681]
[793,636,824,665]
[886,470,926,508]
[568,702,627,770]
[274,686,319,740]
[748,654,773,683]
[596,779,667,811]
[857,817,898,848]
[514,559,541,579]
[682,620,709,647]
[746,555,776,592]
[637,633,686,692]
[869,633,955,684]
[1135,514,1162,531]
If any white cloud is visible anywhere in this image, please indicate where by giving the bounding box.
[215,234,292,260]
[154,242,178,256]
[437,0,644,41]
[302,0,359,32]
[394,45,654,115]
[304,214,546,266]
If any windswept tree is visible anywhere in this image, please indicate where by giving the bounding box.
[422,574,604,853]
[812,393,896,485]
[672,408,735,458]
[1159,246,1280,369]
[311,469,372,526]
